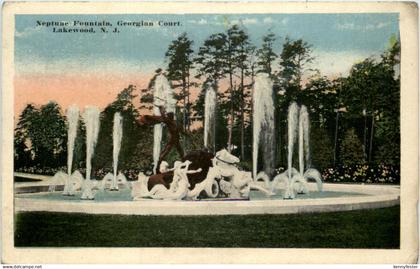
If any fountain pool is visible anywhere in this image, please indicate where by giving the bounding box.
[14,180,399,215]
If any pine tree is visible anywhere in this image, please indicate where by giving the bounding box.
[165,33,194,130]
[194,33,228,150]
[256,31,277,76]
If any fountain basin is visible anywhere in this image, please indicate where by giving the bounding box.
[14,182,400,216]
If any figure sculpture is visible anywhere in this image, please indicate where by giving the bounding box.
[139,106,185,171]
[208,149,274,198]
[132,160,202,200]
[131,149,273,201]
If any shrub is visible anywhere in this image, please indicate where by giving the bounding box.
[340,128,365,166]
[310,127,334,170]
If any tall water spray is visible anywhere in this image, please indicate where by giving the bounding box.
[81,106,100,199]
[204,83,217,150]
[271,102,322,198]
[111,112,123,190]
[287,102,299,180]
[298,105,310,175]
[252,73,275,179]
[62,105,79,195]
[152,74,176,174]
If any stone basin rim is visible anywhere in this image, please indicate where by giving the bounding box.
[14,183,400,216]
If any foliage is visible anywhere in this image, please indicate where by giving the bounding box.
[339,128,365,166]
[278,37,315,100]
[165,33,195,130]
[14,102,67,168]
[256,31,277,76]
[194,33,227,83]
[93,85,153,172]
[310,126,334,170]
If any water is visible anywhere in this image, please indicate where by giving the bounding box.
[249,190,366,200]
[287,102,299,180]
[204,84,217,150]
[283,103,323,196]
[152,74,176,174]
[252,73,274,179]
[154,74,176,113]
[62,106,79,195]
[19,188,133,202]
[299,105,310,175]
[17,189,366,202]
[81,106,100,199]
[112,112,123,190]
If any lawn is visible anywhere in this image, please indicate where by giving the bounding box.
[14,206,400,248]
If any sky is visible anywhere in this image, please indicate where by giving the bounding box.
[14,13,399,117]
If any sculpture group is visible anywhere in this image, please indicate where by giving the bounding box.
[49,73,323,201]
[132,149,274,200]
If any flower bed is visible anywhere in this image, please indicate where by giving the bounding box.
[321,164,400,184]
[274,164,399,184]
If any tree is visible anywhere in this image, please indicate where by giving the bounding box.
[342,39,400,164]
[373,39,400,165]
[195,33,227,84]
[16,101,67,167]
[256,31,277,76]
[278,37,315,101]
[14,104,38,168]
[303,75,341,130]
[275,38,315,167]
[140,68,163,111]
[224,25,243,152]
[93,85,151,172]
[194,33,228,151]
[232,26,253,159]
[165,33,194,130]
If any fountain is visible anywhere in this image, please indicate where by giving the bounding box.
[80,106,100,200]
[253,73,275,182]
[48,171,67,192]
[287,102,299,181]
[271,102,323,199]
[101,172,129,190]
[61,105,79,195]
[293,105,323,194]
[204,82,217,151]
[110,112,123,191]
[17,98,398,216]
[152,74,176,174]
[299,105,310,176]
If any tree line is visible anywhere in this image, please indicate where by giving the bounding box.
[14,24,400,175]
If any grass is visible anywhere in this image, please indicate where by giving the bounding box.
[14,206,400,248]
